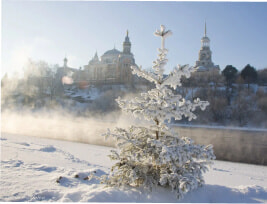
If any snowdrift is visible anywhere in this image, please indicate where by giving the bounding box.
[1,133,266,202]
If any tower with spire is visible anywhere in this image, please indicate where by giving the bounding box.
[195,22,220,72]
[88,51,99,65]
[63,57,68,68]
[83,30,136,85]
[123,30,131,54]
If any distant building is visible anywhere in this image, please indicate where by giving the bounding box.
[195,22,220,72]
[55,57,77,91]
[57,31,138,87]
[57,57,78,78]
[84,30,136,85]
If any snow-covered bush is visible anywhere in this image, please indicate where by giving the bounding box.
[102,25,215,199]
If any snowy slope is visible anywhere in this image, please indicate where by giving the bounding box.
[1,132,266,202]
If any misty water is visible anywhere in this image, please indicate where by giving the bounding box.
[2,109,267,165]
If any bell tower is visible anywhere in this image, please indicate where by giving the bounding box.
[63,57,68,68]
[123,30,131,54]
[195,22,214,70]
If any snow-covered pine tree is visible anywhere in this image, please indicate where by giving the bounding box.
[102,25,216,199]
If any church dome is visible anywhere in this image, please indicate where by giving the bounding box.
[103,48,121,56]
[101,48,121,64]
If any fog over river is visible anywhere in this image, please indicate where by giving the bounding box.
[1,110,267,165]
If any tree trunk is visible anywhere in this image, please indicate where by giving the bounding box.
[155,119,159,140]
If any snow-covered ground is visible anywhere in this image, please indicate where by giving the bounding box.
[1,132,266,202]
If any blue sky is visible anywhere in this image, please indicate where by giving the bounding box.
[2,1,267,77]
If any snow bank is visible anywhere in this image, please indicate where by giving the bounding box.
[1,133,266,202]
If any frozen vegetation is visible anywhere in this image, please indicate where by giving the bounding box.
[1,54,267,128]
[1,25,267,202]
[101,25,215,199]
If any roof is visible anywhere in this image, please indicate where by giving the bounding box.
[103,48,121,56]
[196,66,209,72]
[201,36,210,41]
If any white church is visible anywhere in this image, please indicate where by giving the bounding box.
[194,22,220,72]
[57,31,137,86]
[57,23,220,87]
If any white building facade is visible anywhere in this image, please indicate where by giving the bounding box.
[83,31,136,85]
[195,23,220,72]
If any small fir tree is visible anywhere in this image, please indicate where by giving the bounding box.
[102,25,215,199]
[222,65,238,88]
[240,64,258,90]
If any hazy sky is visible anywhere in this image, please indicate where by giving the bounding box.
[2,1,267,77]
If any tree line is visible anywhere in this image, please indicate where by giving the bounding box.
[1,60,267,128]
[179,64,267,127]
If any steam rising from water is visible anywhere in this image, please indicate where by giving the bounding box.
[2,109,267,165]
[1,110,142,147]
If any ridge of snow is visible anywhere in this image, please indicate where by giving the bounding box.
[1,133,266,202]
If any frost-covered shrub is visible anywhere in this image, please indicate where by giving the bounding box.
[102,25,215,199]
